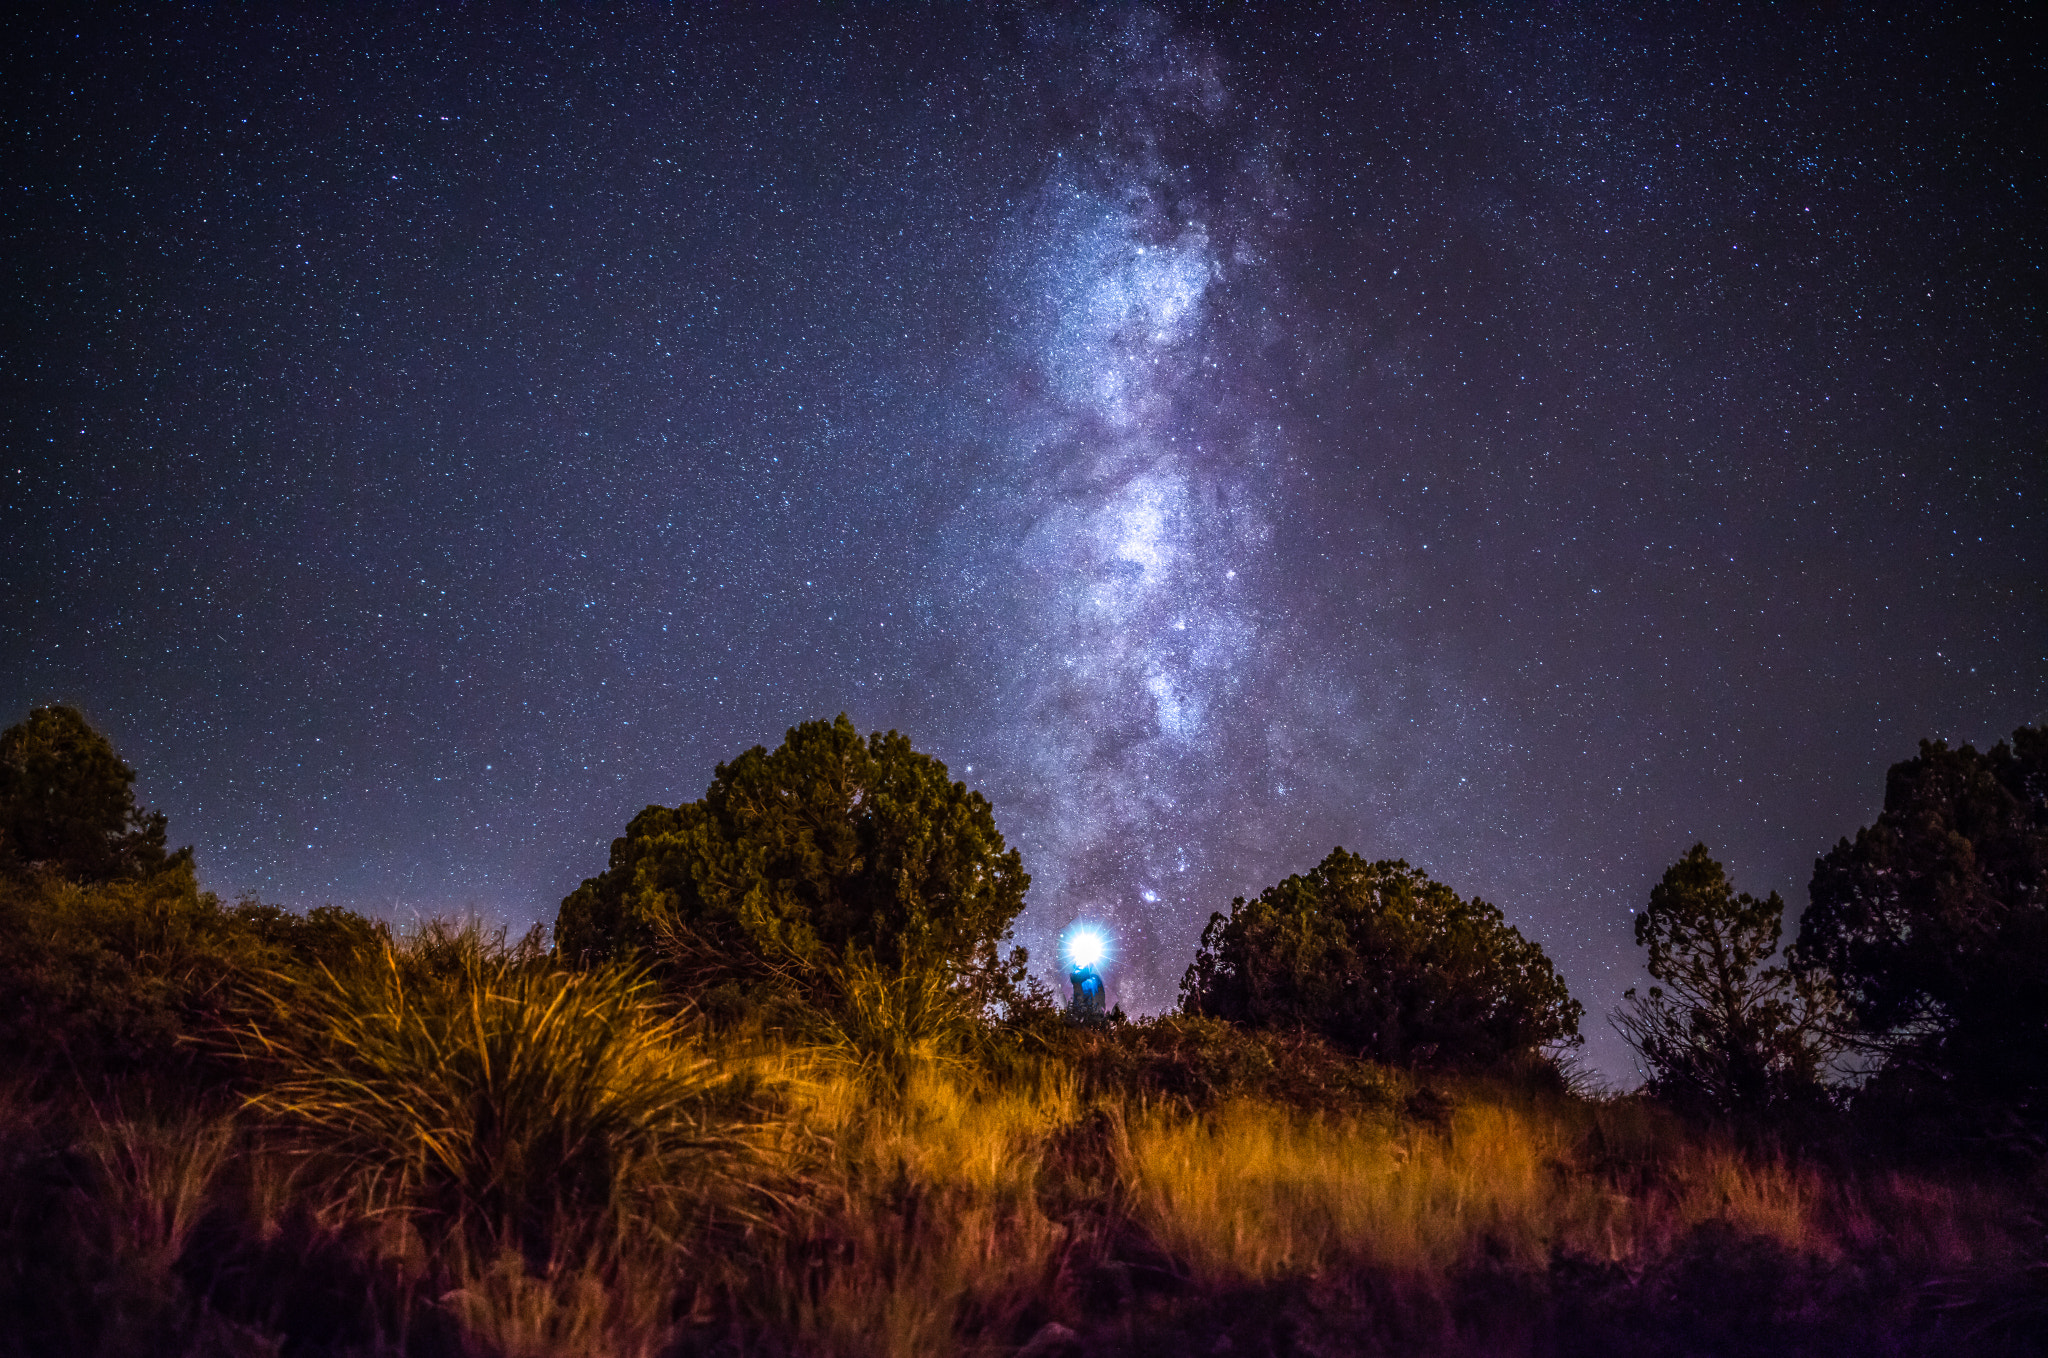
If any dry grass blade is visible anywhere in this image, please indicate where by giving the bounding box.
[75,1104,238,1279]
[810,951,985,1095]
[233,922,778,1246]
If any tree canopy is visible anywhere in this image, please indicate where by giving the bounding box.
[0,705,186,883]
[1791,726,2047,1145]
[1179,848,1581,1067]
[556,715,1030,1004]
[1616,845,1839,1121]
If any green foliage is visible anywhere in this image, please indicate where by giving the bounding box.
[0,704,186,883]
[226,900,387,975]
[234,921,775,1247]
[0,859,387,1082]
[1792,725,2048,1149]
[556,714,1030,1012]
[1058,1013,1405,1115]
[1180,848,1582,1067]
[0,863,253,1077]
[1615,845,1841,1122]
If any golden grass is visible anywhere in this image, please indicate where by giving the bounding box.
[8,935,2036,1357]
[233,922,781,1249]
[1120,1086,2025,1297]
[74,1106,238,1280]
[602,1028,2036,1357]
[736,1053,1083,1358]
[438,1232,681,1358]
[1131,1097,1556,1282]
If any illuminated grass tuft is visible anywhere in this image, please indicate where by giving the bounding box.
[234,921,777,1247]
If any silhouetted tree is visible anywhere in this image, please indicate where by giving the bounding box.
[1615,845,1841,1122]
[1179,848,1582,1068]
[0,705,187,882]
[556,714,1030,1008]
[1792,726,2047,1151]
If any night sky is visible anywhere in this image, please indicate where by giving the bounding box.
[6,4,2041,1080]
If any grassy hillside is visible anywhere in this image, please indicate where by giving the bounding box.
[1,891,2042,1358]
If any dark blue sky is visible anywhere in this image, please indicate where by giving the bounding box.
[6,3,2040,1079]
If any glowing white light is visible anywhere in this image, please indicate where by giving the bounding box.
[1066,926,1107,970]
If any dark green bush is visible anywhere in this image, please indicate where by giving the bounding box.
[0,704,186,884]
[0,865,260,1080]
[556,716,1030,1016]
[1181,848,1582,1068]
[0,868,390,1090]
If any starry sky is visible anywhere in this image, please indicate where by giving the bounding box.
[5,4,2041,1080]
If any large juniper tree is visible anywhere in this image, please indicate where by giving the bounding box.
[1179,848,1581,1068]
[556,714,1030,1009]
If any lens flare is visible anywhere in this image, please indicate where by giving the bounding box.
[1066,926,1107,970]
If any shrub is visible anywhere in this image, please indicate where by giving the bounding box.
[226,900,386,975]
[1793,725,2048,1154]
[233,922,778,1249]
[1615,845,1843,1125]
[1181,848,1582,1068]
[1057,1013,1404,1115]
[0,863,263,1079]
[0,704,383,1088]
[0,864,388,1087]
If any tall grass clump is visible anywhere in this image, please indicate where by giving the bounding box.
[234,921,780,1251]
[808,949,993,1097]
[743,1054,1085,1358]
[1124,1091,1858,1287]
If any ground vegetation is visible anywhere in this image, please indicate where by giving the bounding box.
[1,708,2042,1356]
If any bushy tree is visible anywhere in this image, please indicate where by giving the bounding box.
[1615,845,1840,1121]
[556,715,1030,1009]
[1179,848,1581,1067]
[1792,726,2047,1149]
[0,705,186,882]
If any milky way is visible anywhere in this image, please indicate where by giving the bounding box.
[952,15,1381,1008]
[5,5,2040,1077]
